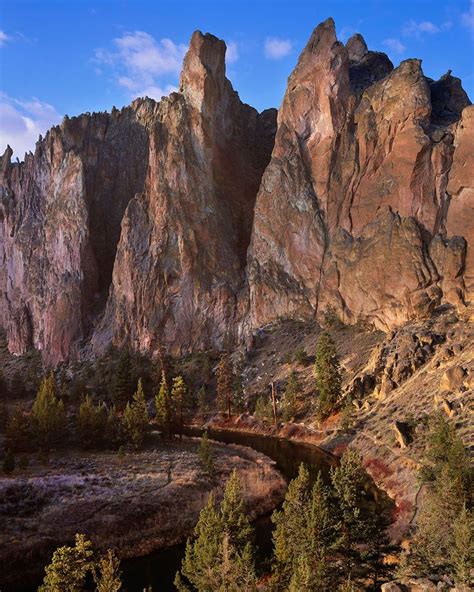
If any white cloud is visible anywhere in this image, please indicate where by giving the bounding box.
[132,84,178,101]
[0,30,10,46]
[264,37,292,59]
[405,20,440,35]
[462,0,474,34]
[94,31,187,99]
[383,38,406,54]
[0,93,62,159]
[226,41,239,64]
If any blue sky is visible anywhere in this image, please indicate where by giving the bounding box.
[1,0,473,158]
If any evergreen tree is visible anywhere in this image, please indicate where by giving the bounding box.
[282,371,299,422]
[176,472,256,591]
[314,331,341,420]
[172,375,190,440]
[32,374,67,449]
[155,370,174,438]
[113,349,134,407]
[216,353,234,419]
[105,405,123,448]
[330,449,368,575]
[122,379,149,449]
[198,430,214,476]
[254,395,273,422]
[451,504,474,587]
[271,464,311,590]
[196,386,208,416]
[5,404,32,451]
[77,395,107,449]
[39,533,94,592]
[2,448,15,474]
[92,549,122,592]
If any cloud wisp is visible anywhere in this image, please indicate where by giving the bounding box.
[0,93,62,159]
[264,37,292,59]
[94,31,187,101]
[462,0,474,35]
[382,38,406,55]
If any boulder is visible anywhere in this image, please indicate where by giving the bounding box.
[440,366,466,391]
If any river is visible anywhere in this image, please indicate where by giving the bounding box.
[121,427,338,591]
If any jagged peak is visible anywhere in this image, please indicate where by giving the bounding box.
[346,33,368,62]
[179,30,226,96]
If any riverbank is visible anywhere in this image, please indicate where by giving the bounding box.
[0,435,286,591]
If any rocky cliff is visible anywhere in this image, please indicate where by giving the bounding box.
[0,20,472,364]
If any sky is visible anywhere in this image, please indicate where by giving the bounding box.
[1,0,473,159]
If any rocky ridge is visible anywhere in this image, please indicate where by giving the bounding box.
[0,19,472,365]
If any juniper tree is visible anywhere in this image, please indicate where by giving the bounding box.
[92,549,122,592]
[155,370,174,438]
[172,375,190,440]
[122,378,149,449]
[216,353,234,419]
[32,374,67,449]
[198,430,214,476]
[176,471,256,591]
[77,395,107,449]
[39,534,94,592]
[314,331,342,420]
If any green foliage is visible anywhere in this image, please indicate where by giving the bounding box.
[198,430,214,476]
[39,533,94,592]
[32,374,67,449]
[340,398,354,432]
[177,471,256,591]
[5,404,32,451]
[408,415,473,583]
[254,395,273,422]
[282,371,299,422]
[216,353,234,418]
[105,405,123,448]
[122,378,149,449]
[77,395,107,449]
[196,386,209,416]
[2,448,15,474]
[272,465,337,591]
[172,375,191,438]
[92,549,122,592]
[294,346,308,366]
[155,370,173,438]
[314,331,342,420]
[451,504,474,587]
[112,349,134,407]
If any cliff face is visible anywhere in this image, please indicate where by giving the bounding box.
[0,20,472,364]
[247,18,472,334]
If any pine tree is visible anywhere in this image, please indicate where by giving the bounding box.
[271,463,311,589]
[172,375,190,440]
[105,405,123,448]
[2,448,15,474]
[155,370,173,438]
[282,371,299,422]
[5,404,32,451]
[254,395,273,422]
[32,374,67,449]
[122,379,149,449]
[216,353,234,419]
[196,385,208,416]
[451,504,474,587]
[198,430,214,476]
[113,349,134,407]
[314,331,341,420]
[39,533,94,592]
[330,449,368,575]
[176,472,256,591]
[77,395,107,449]
[92,549,122,592]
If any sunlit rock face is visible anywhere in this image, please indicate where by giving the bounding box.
[0,20,472,365]
[94,32,276,357]
[246,18,472,335]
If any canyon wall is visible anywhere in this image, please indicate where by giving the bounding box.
[0,20,472,364]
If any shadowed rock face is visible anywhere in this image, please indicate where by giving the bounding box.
[0,20,472,364]
[246,18,472,335]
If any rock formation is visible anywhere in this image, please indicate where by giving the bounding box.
[0,20,472,364]
[247,18,472,334]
